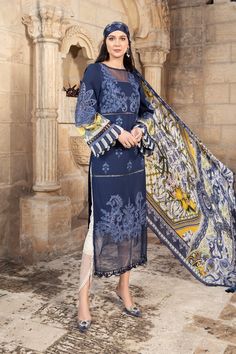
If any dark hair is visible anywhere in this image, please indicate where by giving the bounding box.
[95,38,135,72]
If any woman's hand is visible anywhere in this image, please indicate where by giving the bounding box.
[131,127,143,143]
[118,130,138,148]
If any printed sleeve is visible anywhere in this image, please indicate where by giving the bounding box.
[74,63,123,157]
[134,81,156,156]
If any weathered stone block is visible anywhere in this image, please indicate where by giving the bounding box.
[0,0,22,29]
[169,0,203,8]
[0,155,10,184]
[0,183,29,259]
[230,84,236,104]
[232,44,236,62]
[58,124,70,152]
[174,27,203,47]
[95,6,124,27]
[10,153,32,184]
[224,146,236,161]
[0,186,10,214]
[205,3,236,24]
[167,47,202,66]
[203,44,231,63]
[20,195,72,262]
[11,124,32,153]
[58,150,79,176]
[204,84,229,104]
[193,85,204,104]
[0,93,28,123]
[0,187,10,257]
[0,123,10,153]
[0,214,9,257]
[214,22,236,43]
[174,105,203,125]
[206,144,227,162]
[0,30,31,65]
[0,93,10,122]
[205,24,216,44]
[170,6,202,28]
[168,67,203,86]
[204,104,236,125]
[107,0,124,11]
[192,125,222,145]
[204,63,236,84]
[90,0,110,6]
[77,1,97,23]
[0,62,31,93]
[221,126,236,146]
[60,175,87,216]
[226,156,236,173]
[168,85,194,105]
[206,22,236,44]
[48,201,72,248]
[12,94,28,122]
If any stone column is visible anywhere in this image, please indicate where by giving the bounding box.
[137,49,168,94]
[23,6,68,191]
[20,4,73,262]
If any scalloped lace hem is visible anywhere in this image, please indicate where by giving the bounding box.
[94,257,147,278]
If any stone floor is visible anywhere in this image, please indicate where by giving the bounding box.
[0,233,235,354]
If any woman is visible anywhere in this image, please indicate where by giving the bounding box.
[75,21,155,332]
[75,21,236,333]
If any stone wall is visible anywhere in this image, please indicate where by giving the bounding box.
[0,0,33,258]
[0,0,129,259]
[166,0,236,172]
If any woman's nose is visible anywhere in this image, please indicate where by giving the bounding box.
[114,39,121,46]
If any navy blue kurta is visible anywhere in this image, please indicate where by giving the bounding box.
[75,62,155,277]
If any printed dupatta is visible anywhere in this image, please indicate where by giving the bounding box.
[133,69,236,290]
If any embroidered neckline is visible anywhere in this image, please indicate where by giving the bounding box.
[100,62,127,71]
[99,62,140,114]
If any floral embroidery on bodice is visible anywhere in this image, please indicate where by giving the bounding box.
[99,63,140,114]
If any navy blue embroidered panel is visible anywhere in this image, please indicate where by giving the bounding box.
[75,62,154,277]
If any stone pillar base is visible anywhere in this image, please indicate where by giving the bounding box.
[20,195,73,263]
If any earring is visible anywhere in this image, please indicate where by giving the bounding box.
[126,48,130,58]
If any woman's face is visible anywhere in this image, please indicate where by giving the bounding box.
[105,30,129,60]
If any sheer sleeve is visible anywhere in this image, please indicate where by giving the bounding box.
[75,63,123,157]
[134,81,156,156]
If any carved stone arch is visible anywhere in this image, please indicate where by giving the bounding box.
[60,25,97,60]
[121,0,140,38]
[58,25,94,167]
[122,0,170,39]
[58,25,98,125]
[132,0,170,39]
[123,0,170,95]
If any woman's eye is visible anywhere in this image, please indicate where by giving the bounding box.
[108,37,126,41]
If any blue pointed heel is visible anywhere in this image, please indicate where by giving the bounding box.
[77,319,92,333]
[115,288,142,318]
[124,305,142,317]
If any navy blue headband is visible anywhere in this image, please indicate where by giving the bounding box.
[103,21,130,39]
